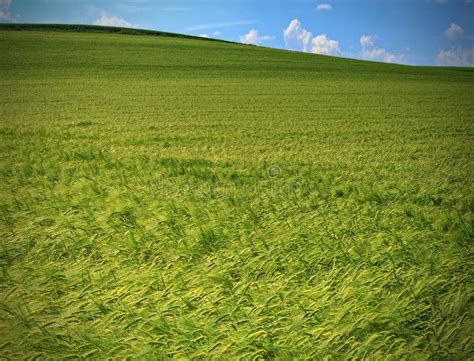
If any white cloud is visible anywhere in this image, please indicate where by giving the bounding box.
[359,34,402,63]
[186,20,257,32]
[283,19,313,52]
[213,31,221,36]
[240,29,274,45]
[316,3,332,11]
[312,34,340,55]
[95,14,134,28]
[437,47,474,66]
[445,23,464,39]
[198,34,209,38]
[283,19,340,56]
[0,0,12,20]
[362,48,399,63]
[360,35,374,48]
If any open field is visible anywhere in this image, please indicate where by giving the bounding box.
[0,25,473,359]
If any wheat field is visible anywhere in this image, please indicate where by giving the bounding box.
[0,26,473,359]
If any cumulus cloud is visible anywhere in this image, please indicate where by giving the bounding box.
[283,19,313,52]
[316,3,332,11]
[240,29,274,45]
[437,47,474,66]
[360,35,374,48]
[198,34,209,38]
[311,34,340,55]
[0,0,12,20]
[360,34,402,63]
[95,14,134,28]
[445,23,464,39]
[362,48,399,63]
[283,19,340,55]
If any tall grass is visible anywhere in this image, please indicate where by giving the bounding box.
[0,26,473,359]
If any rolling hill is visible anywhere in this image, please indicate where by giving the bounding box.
[0,24,473,359]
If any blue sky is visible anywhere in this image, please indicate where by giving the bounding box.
[1,0,473,66]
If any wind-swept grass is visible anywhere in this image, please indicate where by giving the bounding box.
[0,25,473,359]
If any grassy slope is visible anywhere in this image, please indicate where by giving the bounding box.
[0,26,473,359]
[0,23,235,43]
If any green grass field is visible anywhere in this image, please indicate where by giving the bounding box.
[1,25,473,359]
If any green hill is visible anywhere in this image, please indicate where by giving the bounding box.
[0,24,473,359]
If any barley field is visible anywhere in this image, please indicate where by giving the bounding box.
[0,25,473,359]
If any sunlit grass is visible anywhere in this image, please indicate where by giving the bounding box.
[0,26,473,358]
